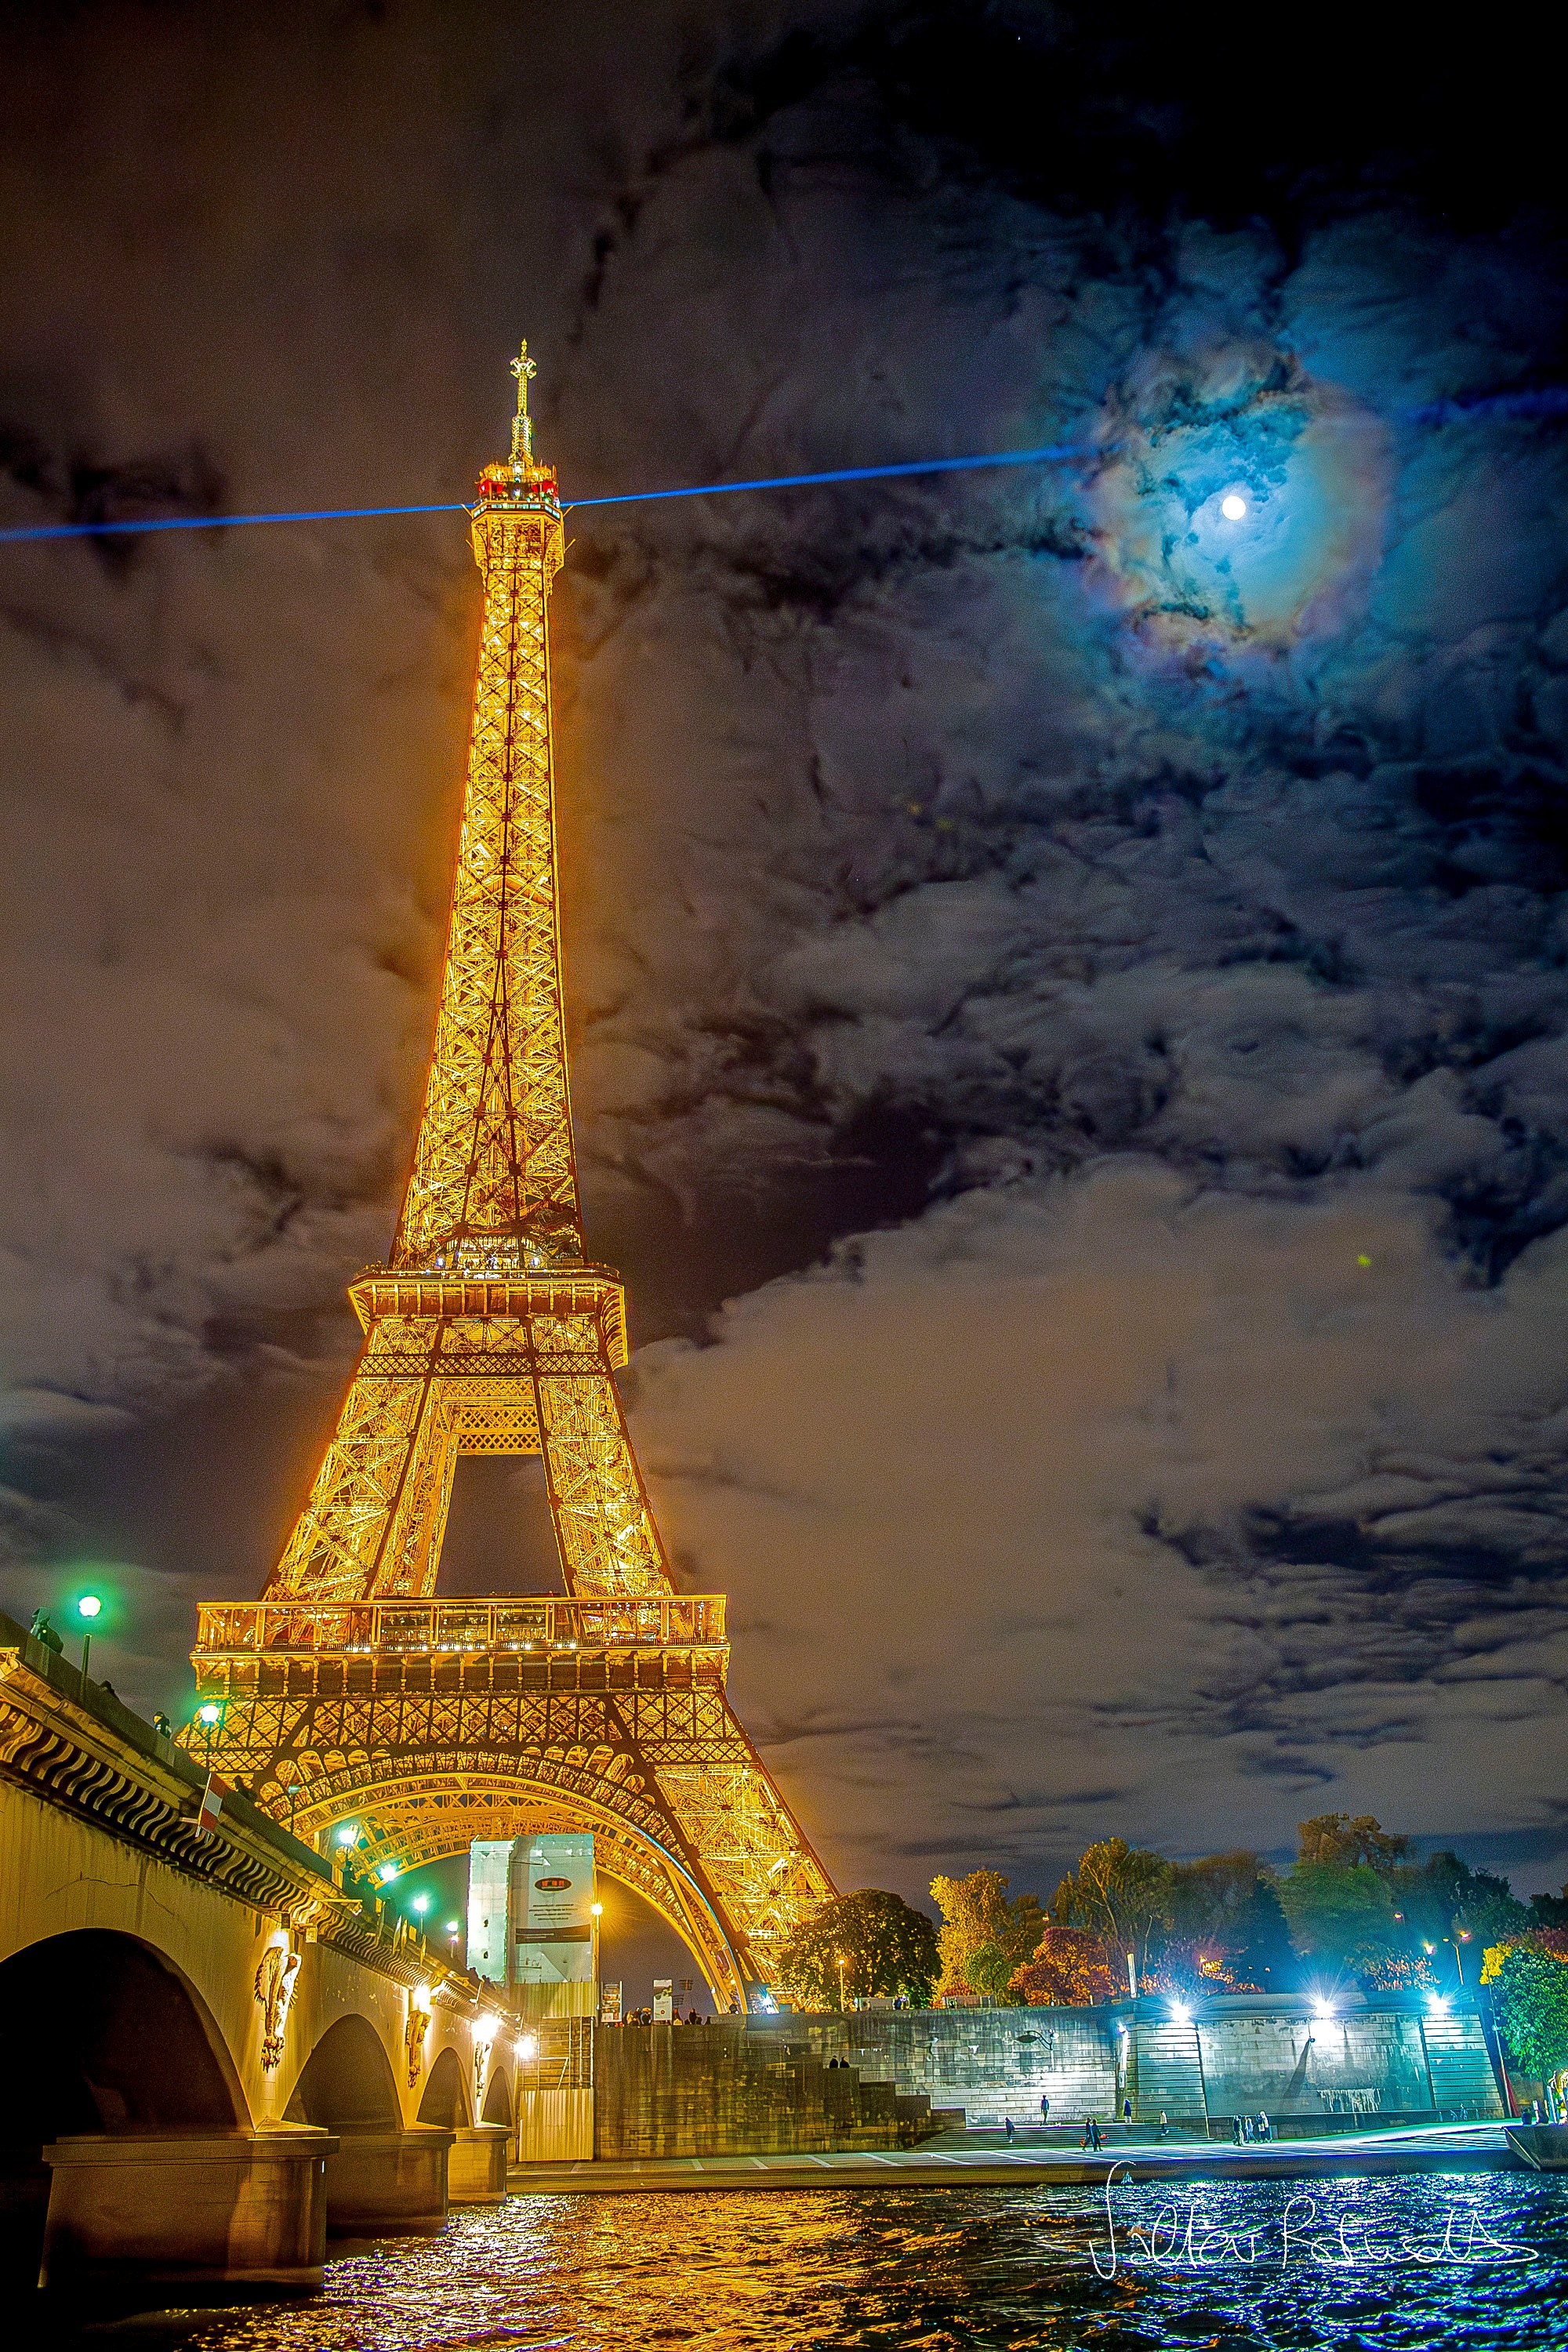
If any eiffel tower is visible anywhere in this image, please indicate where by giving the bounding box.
[184,348,833,2008]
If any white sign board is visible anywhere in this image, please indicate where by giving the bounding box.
[466,1839,514,1985]
[513,1833,596,1984]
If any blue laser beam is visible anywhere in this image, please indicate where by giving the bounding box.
[568,441,1084,508]
[0,499,468,546]
[3,386,1558,550]
[0,441,1086,547]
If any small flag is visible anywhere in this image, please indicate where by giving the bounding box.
[196,1772,230,1838]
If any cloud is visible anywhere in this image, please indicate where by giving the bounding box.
[630,1163,1568,1889]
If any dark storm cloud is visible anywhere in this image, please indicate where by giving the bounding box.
[1,0,1566,1893]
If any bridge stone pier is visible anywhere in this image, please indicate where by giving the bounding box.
[0,1615,517,2296]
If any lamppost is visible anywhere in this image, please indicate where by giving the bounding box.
[75,1592,102,1682]
[195,1700,221,1755]
[1425,1932,1472,1991]
[837,1951,848,2011]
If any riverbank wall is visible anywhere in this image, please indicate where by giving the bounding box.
[592,2023,945,2158]
[758,1991,1504,2131]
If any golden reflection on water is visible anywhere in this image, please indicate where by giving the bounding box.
[68,2177,1568,2352]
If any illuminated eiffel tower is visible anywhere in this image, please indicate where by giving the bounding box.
[185,349,833,2007]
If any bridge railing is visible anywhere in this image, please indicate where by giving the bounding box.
[193,1594,728,1657]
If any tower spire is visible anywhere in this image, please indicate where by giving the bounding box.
[510,339,536,464]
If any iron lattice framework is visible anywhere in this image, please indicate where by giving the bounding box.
[184,352,833,2005]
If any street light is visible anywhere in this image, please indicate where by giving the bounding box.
[75,1592,102,1682]
[837,1951,848,2011]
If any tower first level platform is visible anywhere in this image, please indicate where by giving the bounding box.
[189,1595,822,2013]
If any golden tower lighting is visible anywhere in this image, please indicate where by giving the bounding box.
[183,347,833,2006]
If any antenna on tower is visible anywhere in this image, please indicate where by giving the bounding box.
[510,340,536,465]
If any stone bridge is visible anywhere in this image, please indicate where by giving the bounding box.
[0,1613,579,2296]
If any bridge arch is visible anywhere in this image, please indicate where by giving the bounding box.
[284,2011,400,2132]
[416,2045,471,2129]
[0,1928,247,2288]
[481,2060,512,2125]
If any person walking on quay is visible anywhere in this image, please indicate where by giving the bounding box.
[1256,2112,1270,2143]
[1040,2093,1051,2129]
[1158,2111,1168,2142]
[1122,2096,1133,2126]
[1004,2115,1015,2144]
[1082,2116,1104,2152]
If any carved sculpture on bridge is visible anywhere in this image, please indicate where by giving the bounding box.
[183,348,833,2010]
[405,1984,432,2089]
[253,1937,301,2071]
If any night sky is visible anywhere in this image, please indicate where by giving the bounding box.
[2,1,1566,1904]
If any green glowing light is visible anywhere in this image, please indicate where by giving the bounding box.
[76,1593,103,1621]
[195,1703,221,1726]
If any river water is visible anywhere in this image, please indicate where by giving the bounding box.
[46,2171,1568,2351]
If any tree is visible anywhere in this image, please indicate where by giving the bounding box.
[1277,1860,1403,1980]
[1483,1946,1568,2092]
[1457,1871,1531,1948]
[1168,1851,1264,1946]
[1386,1851,1528,1977]
[775,1889,940,2011]
[1053,1838,1174,1973]
[1229,1878,1296,1991]
[1008,1925,1120,2007]
[929,1871,1044,1998]
[1298,1814,1413,1872]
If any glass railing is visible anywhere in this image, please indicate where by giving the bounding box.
[194,1594,726,1656]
